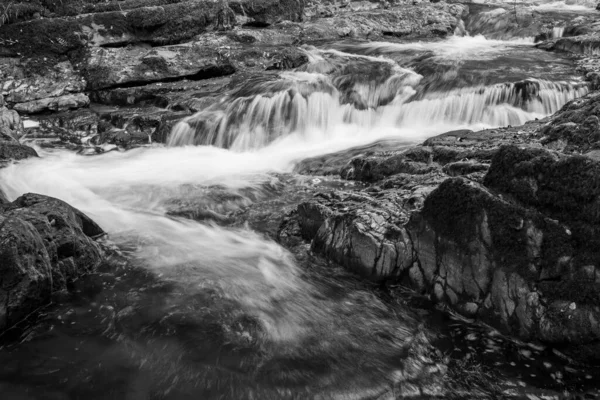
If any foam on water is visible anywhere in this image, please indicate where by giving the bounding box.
[335,35,537,61]
[531,0,596,11]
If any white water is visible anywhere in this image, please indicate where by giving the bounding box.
[0,36,590,345]
[169,47,588,148]
[472,0,596,10]
[0,145,327,341]
[531,0,596,11]
[552,26,566,39]
[336,35,537,60]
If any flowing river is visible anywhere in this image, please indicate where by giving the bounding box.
[0,7,599,399]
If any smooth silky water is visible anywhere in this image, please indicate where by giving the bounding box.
[1,26,599,399]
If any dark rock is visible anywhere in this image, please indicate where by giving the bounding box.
[0,141,38,164]
[0,193,104,332]
[294,138,412,176]
[442,161,490,177]
[281,93,600,363]
[484,145,600,227]
[540,92,600,152]
[229,0,304,26]
[126,6,169,28]
[0,18,84,58]
[96,107,190,146]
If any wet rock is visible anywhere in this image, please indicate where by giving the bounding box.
[0,193,104,333]
[25,109,100,144]
[0,141,38,164]
[548,34,600,56]
[540,91,600,152]
[96,107,190,145]
[294,138,412,176]
[283,98,600,362]
[442,161,490,177]
[298,191,415,280]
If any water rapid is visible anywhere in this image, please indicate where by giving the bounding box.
[0,29,596,399]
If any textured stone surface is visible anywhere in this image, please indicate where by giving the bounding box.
[0,193,104,332]
[279,93,600,363]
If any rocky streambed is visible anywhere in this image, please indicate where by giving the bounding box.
[2,0,600,398]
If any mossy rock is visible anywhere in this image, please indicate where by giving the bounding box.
[0,18,83,57]
[126,6,168,29]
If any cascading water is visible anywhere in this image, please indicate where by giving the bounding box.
[168,45,589,149]
[552,26,566,38]
[0,16,597,400]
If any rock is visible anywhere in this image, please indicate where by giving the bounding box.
[0,18,84,58]
[0,141,38,164]
[1,60,86,105]
[280,93,600,363]
[484,145,600,228]
[466,4,592,41]
[540,91,600,153]
[548,34,600,56]
[294,138,412,176]
[25,109,100,144]
[229,0,304,26]
[0,193,104,332]
[95,107,190,146]
[0,105,24,141]
[13,93,90,115]
[84,43,236,90]
[299,3,467,40]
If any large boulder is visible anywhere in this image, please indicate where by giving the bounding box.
[283,130,600,362]
[0,193,104,332]
[539,91,600,153]
[409,176,600,363]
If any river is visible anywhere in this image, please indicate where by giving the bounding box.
[0,4,598,399]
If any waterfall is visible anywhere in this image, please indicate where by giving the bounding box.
[552,26,565,39]
[168,75,589,149]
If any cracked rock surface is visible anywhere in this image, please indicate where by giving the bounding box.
[280,92,600,364]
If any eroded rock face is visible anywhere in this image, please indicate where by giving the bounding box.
[282,93,600,363]
[0,193,104,332]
